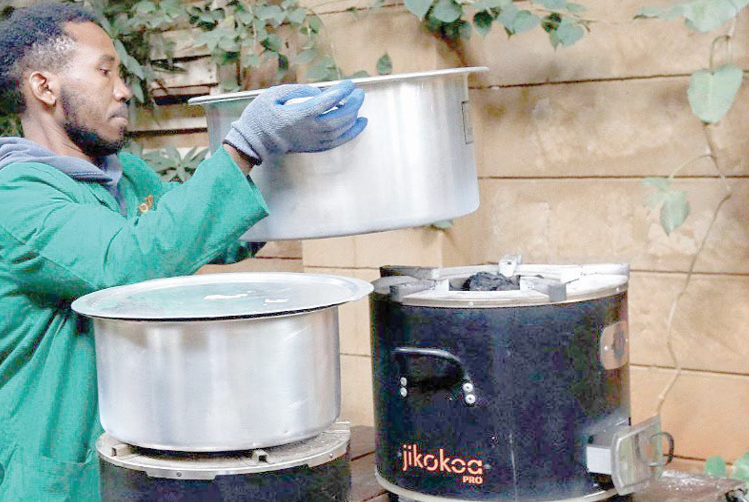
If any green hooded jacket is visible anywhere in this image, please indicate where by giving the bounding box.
[0,147,268,501]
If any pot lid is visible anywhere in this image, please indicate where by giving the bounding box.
[373,256,630,308]
[72,272,373,321]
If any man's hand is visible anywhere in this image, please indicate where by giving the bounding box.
[222,80,367,165]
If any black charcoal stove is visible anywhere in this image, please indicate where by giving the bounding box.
[370,256,673,502]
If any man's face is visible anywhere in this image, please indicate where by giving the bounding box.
[58,22,132,158]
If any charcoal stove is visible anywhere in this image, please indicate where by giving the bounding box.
[369,256,673,502]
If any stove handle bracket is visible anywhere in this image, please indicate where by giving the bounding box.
[392,347,477,406]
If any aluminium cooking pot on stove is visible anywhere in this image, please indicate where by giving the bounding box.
[188,67,487,241]
[72,272,372,452]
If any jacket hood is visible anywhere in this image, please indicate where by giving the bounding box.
[0,137,122,187]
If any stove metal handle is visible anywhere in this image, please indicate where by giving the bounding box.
[727,490,749,502]
[392,347,477,405]
[648,431,675,468]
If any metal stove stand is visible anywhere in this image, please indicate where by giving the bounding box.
[98,422,351,502]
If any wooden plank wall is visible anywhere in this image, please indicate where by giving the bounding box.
[132,0,749,472]
[298,0,749,473]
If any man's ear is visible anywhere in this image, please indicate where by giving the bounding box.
[27,71,61,108]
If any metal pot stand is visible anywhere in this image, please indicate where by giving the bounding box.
[97,422,351,502]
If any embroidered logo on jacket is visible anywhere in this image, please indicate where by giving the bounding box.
[138,195,155,214]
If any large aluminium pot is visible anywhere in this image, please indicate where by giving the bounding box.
[188,67,488,241]
[72,272,373,452]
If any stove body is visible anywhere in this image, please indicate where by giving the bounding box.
[370,260,670,502]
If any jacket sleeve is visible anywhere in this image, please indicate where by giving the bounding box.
[0,148,269,300]
[142,155,267,265]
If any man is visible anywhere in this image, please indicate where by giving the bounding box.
[0,3,366,500]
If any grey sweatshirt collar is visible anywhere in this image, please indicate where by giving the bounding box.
[0,137,123,188]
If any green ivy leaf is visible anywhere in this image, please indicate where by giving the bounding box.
[472,0,509,11]
[288,8,307,24]
[688,64,744,124]
[243,52,261,68]
[732,453,749,482]
[636,0,749,33]
[643,177,671,210]
[432,0,462,23]
[306,57,337,82]
[218,35,240,53]
[642,176,671,192]
[473,11,494,36]
[660,190,691,234]
[308,14,323,32]
[512,10,541,34]
[291,49,316,65]
[195,30,222,51]
[497,4,519,30]
[255,5,283,20]
[532,0,567,9]
[347,70,371,79]
[405,0,434,20]
[220,77,241,93]
[556,20,584,47]
[705,456,728,478]
[134,1,156,14]
[498,5,540,35]
[431,219,454,230]
[130,80,145,103]
[458,20,473,38]
[376,53,393,75]
[565,2,587,13]
[123,54,145,80]
[262,33,284,52]
[236,9,254,25]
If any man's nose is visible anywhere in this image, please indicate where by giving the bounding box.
[114,75,134,102]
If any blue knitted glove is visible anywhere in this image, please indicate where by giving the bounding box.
[223,80,367,164]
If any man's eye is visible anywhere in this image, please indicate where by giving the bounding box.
[100,68,111,76]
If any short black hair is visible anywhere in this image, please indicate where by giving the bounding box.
[0,2,100,114]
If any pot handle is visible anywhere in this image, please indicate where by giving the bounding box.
[391,347,477,406]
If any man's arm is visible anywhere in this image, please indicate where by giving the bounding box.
[0,148,268,300]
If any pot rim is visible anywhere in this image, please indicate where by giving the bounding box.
[72,272,373,321]
[188,66,489,106]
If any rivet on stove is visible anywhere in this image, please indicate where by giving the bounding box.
[400,377,408,386]
[400,387,408,398]
[462,382,474,393]
[465,394,476,405]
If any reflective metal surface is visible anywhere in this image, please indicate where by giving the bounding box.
[189,67,487,241]
[97,422,351,480]
[372,262,630,309]
[612,416,672,495]
[93,308,341,451]
[72,272,373,320]
[600,321,630,371]
[375,474,617,502]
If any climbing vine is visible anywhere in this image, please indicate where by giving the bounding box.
[636,0,747,478]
